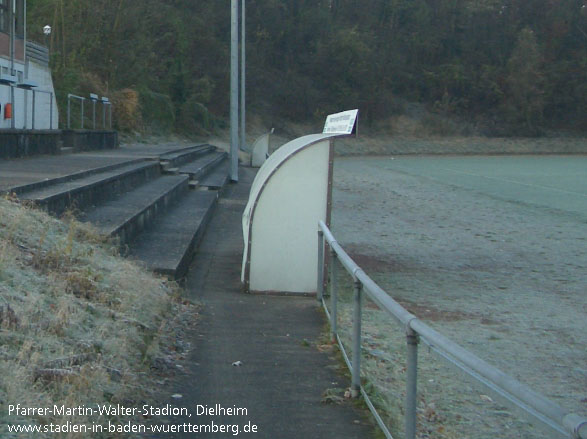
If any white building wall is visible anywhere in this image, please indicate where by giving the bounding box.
[0,57,59,130]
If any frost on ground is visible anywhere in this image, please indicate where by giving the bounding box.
[329,154,587,438]
[0,196,198,438]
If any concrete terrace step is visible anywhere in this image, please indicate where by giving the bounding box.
[81,175,188,245]
[159,144,215,168]
[198,159,230,190]
[130,190,218,278]
[6,158,149,196]
[178,151,228,181]
[16,161,160,215]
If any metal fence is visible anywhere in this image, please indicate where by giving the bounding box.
[0,83,54,129]
[317,220,586,439]
[31,89,54,129]
[67,93,112,129]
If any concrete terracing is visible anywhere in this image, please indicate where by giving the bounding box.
[0,143,204,192]
[1,142,230,278]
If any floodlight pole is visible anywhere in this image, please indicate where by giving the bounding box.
[240,0,246,152]
[230,0,239,182]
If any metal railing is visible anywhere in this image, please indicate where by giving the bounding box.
[67,94,112,129]
[317,220,586,439]
[31,89,54,129]
[0,83,54,129]
[67,94,85,129]
[102,98,112,130]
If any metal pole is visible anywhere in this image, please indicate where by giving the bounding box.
[406,330,419,439]
[32,89,35,130]
[50,92,53,129]
[109,104,112,129]
[81,99,84,129]
[9,86,14,129]
[330,250,338,343]
[317,230,324,301]
[351,280,362,398]
[103,102,106,129]
[92,101,96,129]
[240,0,246,151]
[230,0,239,182]
[67,95,71,129]
[24,89,28,129]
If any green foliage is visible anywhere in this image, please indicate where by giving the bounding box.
[139,88,176,135]
[26,0,587,134]
[177,97,215,136]
[504,28,545,135]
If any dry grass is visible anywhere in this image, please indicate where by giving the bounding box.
[331,270,545,439]
[0,196,194,437]
[112,88,142,132]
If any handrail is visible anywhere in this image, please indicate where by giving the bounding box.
[318,220,586,439]
[67,93,112,130]
[0,83,54,129]
[67,94,85,129]
[32,89,54,129]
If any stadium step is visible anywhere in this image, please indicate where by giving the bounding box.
[9,142,230,280]
[129,190,219,278]
[178,151,228,181]
[198,158,230,190]
[160,144,215,169]
[14,160,160,216]
[81,175,188,245]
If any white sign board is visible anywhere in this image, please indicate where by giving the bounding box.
[323,109,358,135]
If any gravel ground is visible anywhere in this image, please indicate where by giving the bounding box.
[329,154,587,438]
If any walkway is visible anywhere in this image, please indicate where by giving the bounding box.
[159,167,374,438]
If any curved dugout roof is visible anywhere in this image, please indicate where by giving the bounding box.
[241,133,344,291]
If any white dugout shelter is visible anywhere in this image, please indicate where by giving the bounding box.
[241,110,358,294]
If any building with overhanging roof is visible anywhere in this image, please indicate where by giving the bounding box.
[0,0,58,129]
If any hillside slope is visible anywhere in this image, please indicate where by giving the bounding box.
[0,196,194,437]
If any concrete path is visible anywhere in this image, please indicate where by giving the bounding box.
[0,142,200,191]
[157,167,375,438]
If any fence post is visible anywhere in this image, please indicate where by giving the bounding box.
[67,95,71,129]
[330,249,338,343]
[351,279,362,398]
[405,328,419,439]
[32,90,36,130]
[317,230,324,301]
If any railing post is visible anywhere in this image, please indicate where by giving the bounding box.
[317,230,324,301]
[10,84,14,129]
[351,279,362,398]
[330,249,338,343]
[405,328,419,439]
[32,89,36,130]
[24,89,28,129]
[67,95,71,129]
